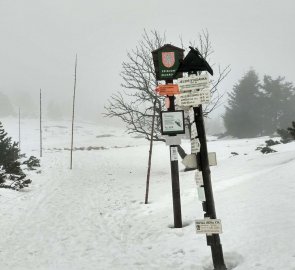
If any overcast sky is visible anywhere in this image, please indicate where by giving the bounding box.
[0,0,294,123]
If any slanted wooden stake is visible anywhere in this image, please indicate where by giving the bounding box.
[18,108,21,151]
[70,54,78,170]
[145,99,157,204]
[40,89,43,157]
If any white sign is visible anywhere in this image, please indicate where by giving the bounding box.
[178,92,201,107]
[178,74,209,93]
[191,125,198,139]
[182,154,197,169]
[193,88,211,104]
[191,138,200,153]
[165,135,181,146]
[195,171,204,186]
[161,111,185,135]
[195,219,223,234]
[197,187,206,201]
[208,152,217,166]
[170,147,178,161]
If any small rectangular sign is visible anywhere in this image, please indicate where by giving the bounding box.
[160,110,185,135]
[178,74,209,93]
[191,138,200,153]
[156,84,180,96]
[170,147,178,161]
[179,92,201,107]
[165,135,181,146]
[195,219,222,234]
[208,152,217,166]
[197,187,206,201]
[195,171,204,186]
[181,154,197,169]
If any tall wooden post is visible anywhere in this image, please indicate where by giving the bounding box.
[194,104,226,270]
[18,108,21,151]
[40,89,43,157]
[70,54,77,170]
[167,84,182,228]
[145,99,157,204]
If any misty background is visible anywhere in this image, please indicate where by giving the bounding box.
[0,0,294,131]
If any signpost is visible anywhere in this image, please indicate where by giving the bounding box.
[152,44,185,229]
[175,47,227,270]
[152,45,226,269]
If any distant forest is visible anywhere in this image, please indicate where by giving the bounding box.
[223,69,295,138]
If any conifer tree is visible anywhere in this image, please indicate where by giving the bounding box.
[223,69,262,138]
[0,121,31,190]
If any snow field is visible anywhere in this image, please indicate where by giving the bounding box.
[1,118,295,269]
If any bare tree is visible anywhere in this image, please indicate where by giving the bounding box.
[105,29,230,155]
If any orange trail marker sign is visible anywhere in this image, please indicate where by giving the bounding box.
[155,84,180,96]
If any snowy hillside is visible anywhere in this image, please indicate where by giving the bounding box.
[1,118,295,270]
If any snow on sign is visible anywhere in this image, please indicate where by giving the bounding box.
[178,74,209,93]
[160,110,185,135]
[195,219,223,234]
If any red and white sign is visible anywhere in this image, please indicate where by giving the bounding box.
[155,84,180,96]
[162,52,175,68]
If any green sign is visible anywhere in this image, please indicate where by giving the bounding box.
[152,44,184,81]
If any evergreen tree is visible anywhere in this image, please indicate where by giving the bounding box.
[223,69,262,138]
[0,121,31,190]
[259,76,295,133]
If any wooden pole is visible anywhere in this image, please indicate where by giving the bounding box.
[18,108,21,151]
[145,99,157,204]
[40,89,43,157]
[70,54,78,170]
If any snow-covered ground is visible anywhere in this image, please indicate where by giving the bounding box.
[1,117,295,270]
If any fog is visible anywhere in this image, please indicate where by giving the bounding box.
[0,0,294,125]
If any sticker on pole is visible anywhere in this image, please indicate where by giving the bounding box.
[197,187,206,201]
[191,138,200,153]
[195,171,203,186]
[195,219,223,234]
[170,147,178,161]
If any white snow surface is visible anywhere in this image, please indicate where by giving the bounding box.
[1,118,295,270]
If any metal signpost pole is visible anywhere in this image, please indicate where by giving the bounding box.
[167,91,182,228]
[194,104,226,270]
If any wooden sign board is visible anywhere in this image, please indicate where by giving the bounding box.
[179,92,201,107]
[181,154,197,169]
[152,44,184,81]
[178,89,211,107]
[156,84,180,96]
[195,219,222,234]
[160,110,185,135]
[178,74,209,93]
